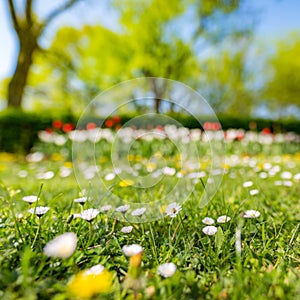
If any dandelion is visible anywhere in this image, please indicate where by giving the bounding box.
[243,181,253,188]
[119,179,134,187]
[67,269,113,298]
[131,207,146,217]
[243,210,260,218]
[202,225,218,235]
[43,232,77,259]
[22,195,39,204]
[217,215,231,223]
[100,204,112,212]
[122,244,143,257]
[121,226,133,233]
[165,202,182,218]
[158,262,177,278]
[28,206,50,217]
[78,208,100,221]
[249,189,259,196]
[116,204,130,214]
[202,217,214,225]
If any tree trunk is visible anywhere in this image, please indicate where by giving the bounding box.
[8,34,37,108]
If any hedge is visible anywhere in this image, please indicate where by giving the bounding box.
[0,110,299,153]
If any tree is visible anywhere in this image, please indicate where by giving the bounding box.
[265,34,300,112]
[6,0,81,108]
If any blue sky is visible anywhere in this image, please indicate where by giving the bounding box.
[0,0,300,81]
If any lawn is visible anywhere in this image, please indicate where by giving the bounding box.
[0,126,299,299]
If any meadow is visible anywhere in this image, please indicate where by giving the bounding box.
[0,125,299,299]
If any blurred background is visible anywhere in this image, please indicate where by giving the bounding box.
[0,0,300,152]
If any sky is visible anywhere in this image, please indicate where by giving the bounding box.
[0,0,300,81]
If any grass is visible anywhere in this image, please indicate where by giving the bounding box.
[0,129,300,299]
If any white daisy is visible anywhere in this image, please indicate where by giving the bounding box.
[243,210,260,218]
[202,217,214,225]
[249,189,259,195]
[28,206,50,217]
[43,232,77,259]
[116,204,130,213]
[165,202,182,218]
[243,181,253,188]
[217,215,231,223]
[22,195,39,204]
[100,204,112,212]
[122,244,143,257]
[83,264,105,275]
[202,225,218,235]
[158,262,177,278]
[131,208,146,217]
[79,208,100,221]
[74,197,87,204]
[121,226,133,233]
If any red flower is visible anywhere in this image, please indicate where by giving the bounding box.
[45,128,53,133]
[86,122,97,130]
[112,116,121,123]
[105,119,114,128]
[212,122,221,131]
[53,120,63,129]
[262,128,271,135]
[62,123,74,132]
[203,122,212,130]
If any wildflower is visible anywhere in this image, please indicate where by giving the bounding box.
[165,202,182,218]
[281,171,292,179]
[249,189,259,195]
[100,204,112,212]
[43,232,77,259]
[116,204,130,213]
[131,207,146,217]
[202,217,214,225]
[217,215,231,223]
[202,225,218,235]
[74,197,88,205]
[28,206,50,217]
[119,179,134,187]
[105,173,115,181]
[84,264,105,275]
[22,195,39,204]
[243,210,260,218]
[122,244,143,257]
[68,269,113,298]
[78,209,100,221]
[243,181,253,188]
[121,226,133,233]
[158,262,177,278]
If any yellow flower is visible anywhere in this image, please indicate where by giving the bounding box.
[64,161,73,168]
[119,179,134,187]
[68,270,113,299]
[51,153,63,161]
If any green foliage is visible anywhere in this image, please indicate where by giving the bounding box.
[0,110,76,153]
[265,33,300,110]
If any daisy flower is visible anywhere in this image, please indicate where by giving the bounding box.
[202,225,218,236]
[100,204,112,212]
[28,206,50,217]
[202,217,214,225]
[165,202,182,218]
[243,210,260,218]
[116,204,130,214]
[158,262,177,278]
[243,181,253,188]
[121,226,133,233]
[74,197,88,205]
[217,215,231,223]
[122,244,143,257]
[249,189,259,195]
[131,207,146,217]
[83,264,105,275]
[22,195,39,204]
[79,208,100,221]
[43,232,77,258]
